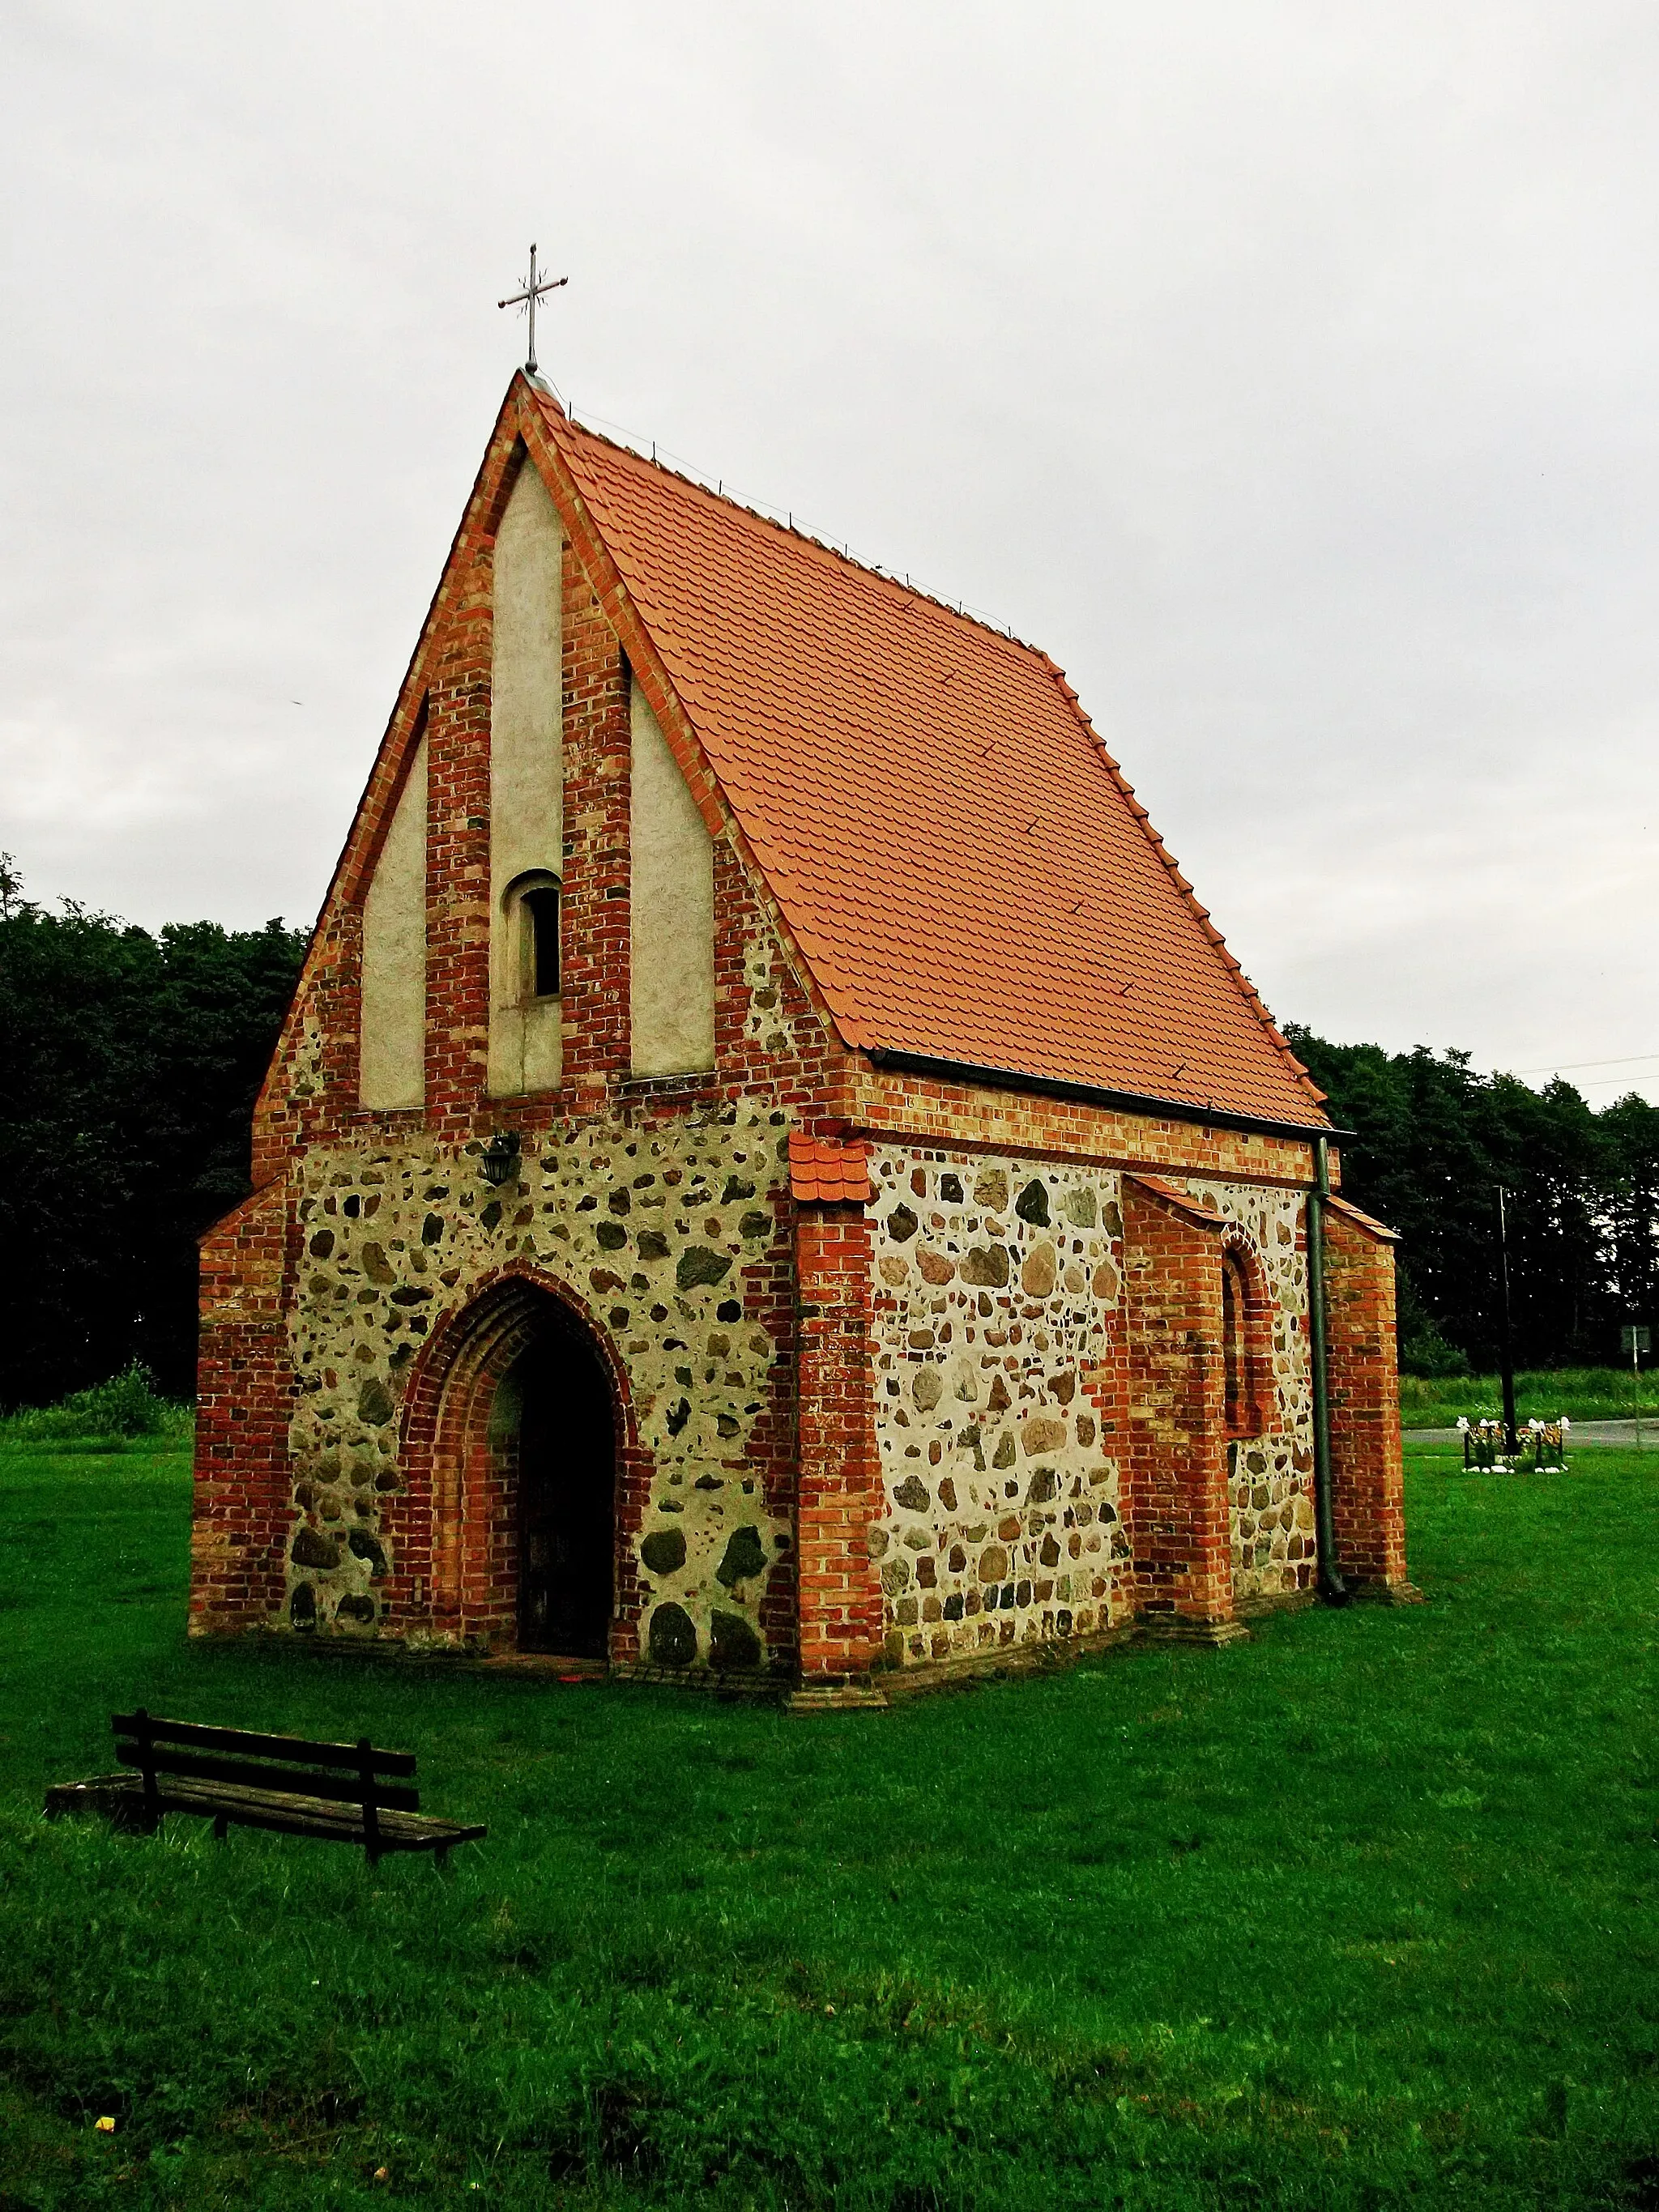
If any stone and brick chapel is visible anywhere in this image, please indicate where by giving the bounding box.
[191,373,1413,1700]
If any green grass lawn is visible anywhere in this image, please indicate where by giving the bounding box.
[1399,1370,1659,1429]
[2,1442,1657,2209]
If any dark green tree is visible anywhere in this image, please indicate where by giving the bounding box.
[0,862,305,1406]
[1289,1027,1659,1373]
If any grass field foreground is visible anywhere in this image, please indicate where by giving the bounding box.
[2,1440,1657,2209]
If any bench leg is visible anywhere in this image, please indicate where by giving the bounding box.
[212,1816,228,1844]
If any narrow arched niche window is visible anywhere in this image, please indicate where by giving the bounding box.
[504,871,561,1001]
[1221,1249,1260,1438]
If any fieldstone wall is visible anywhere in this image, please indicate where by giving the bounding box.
[866,1146,1131,1669]
[1183,1177,1316,1603]
[284,1101,795,1666]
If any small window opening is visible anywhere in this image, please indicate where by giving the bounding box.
[522,885,560,998]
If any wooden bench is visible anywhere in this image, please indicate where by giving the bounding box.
[45,1711,486,1868]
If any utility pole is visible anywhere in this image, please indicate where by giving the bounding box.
[1495,1187,1518,1455]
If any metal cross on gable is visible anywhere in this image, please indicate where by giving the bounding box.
[497,243,568,377]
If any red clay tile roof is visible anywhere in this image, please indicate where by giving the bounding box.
[787,1132,873,1204]
[1325,1194,1399,1242]
[534,390,1327,1130]
[1124,1174,1228,1230]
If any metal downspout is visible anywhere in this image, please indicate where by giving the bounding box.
[1307,1135,1350,1605]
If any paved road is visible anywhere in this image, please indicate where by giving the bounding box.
[1406,1419,1659,1447]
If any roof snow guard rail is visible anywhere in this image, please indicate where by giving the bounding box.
[862,1047,1351,1148]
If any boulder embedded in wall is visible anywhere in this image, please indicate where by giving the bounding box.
[992,1430,1017,1469]
[292,1527,341,1571]
[356,1377,395,1426]
[347,1529,387,1575]
[973,1170,1008,1208]
[676,1247,732,1289]
[1063,1187,1098,1228]
[1015,1178,1051,1226]
[649,1603,698,1668]
[978,1544,1009,1583]
[918,1248,956,1284]
[641,1528,688,1575]
[1021,1242,1058,1297]
[360,1242,396,1285]
[887,1206,919,1243]
[962,1244,1010,1287]
[715,1524,768,1588]
[337,1594,376,1625]
[637,1230,670,1261]
[1026,1466,1059,1502]
[1091,1260,1121,1302]
[893,1473,931,1511]
[710,1611,763,1671]
[289,1582,317,1630]
[911,1369,944,1411]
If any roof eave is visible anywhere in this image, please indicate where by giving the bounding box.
[863,1046,1343,1149]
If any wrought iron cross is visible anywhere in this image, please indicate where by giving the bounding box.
[497,244,568,377]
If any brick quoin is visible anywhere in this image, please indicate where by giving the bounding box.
[1120,1180,1238,1637]
[1324,1207,1412,1594]
[192,377,1414,1694]
[794,1205,881,1684]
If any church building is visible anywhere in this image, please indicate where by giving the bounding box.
[190,373,1413,1703]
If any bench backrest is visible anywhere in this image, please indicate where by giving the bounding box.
[112,1711,421,1835]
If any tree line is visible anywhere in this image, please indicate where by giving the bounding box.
[1287,1028,1659,1375]
[2,859,1654,1405]
[0,862,306,1405]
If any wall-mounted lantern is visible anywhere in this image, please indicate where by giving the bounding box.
[480,1131,522,1187]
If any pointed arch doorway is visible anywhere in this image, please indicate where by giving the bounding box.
[407,1272,627,1657]
[510,1311,615,1656]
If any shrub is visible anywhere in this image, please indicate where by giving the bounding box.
[0,1362,190,1443]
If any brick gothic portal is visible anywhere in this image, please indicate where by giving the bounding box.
[510,1312,616,1656]
[385,1269,647,1660]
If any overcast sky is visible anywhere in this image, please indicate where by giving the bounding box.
[3,2,1657,1101]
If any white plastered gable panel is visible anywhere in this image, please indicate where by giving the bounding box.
[359,736,427,1110]
[629,683,714,1075]
[488,458,564,1096]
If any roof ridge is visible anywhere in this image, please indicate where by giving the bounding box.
[536,390,1044,667]
[1034,652,1327,1110]
[526,376,1329,1129]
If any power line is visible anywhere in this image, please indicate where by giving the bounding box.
[1512,1052,1659,1077]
